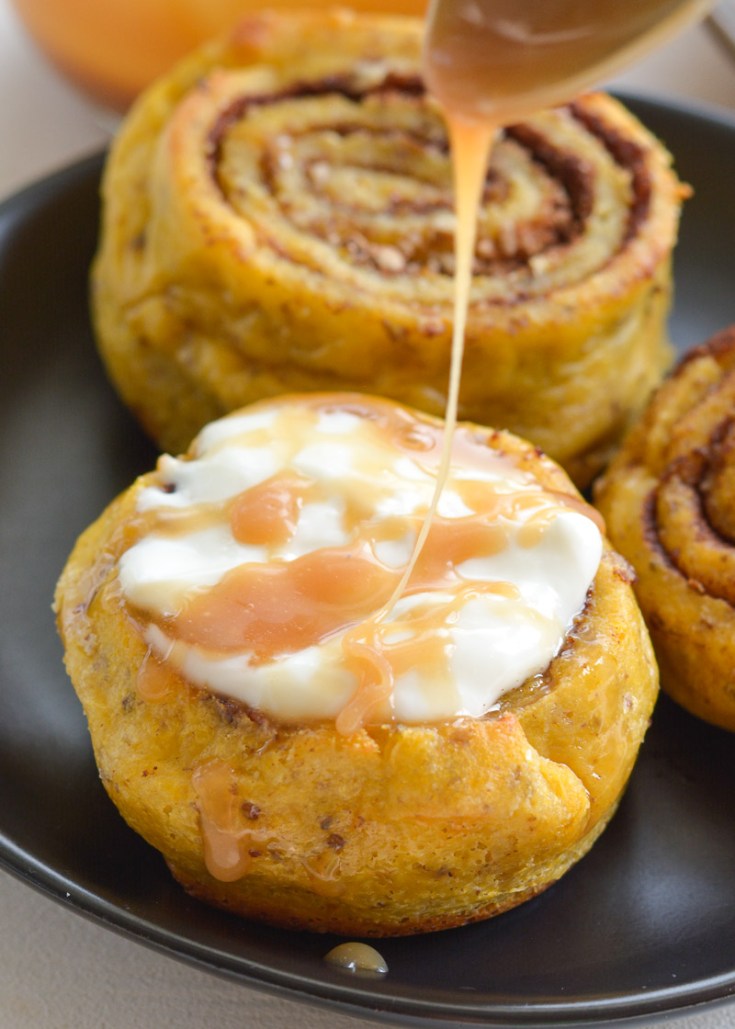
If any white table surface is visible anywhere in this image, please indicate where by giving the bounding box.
[1,3,735,1027]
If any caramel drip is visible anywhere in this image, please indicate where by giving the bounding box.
[331,0,669,730]
[193,757,351,888]
[171,542,399,659]
[334,638,395,736]
[229,473,307,546]
[414,515,509,576]
[192,759,272,882]
[337,579,522,733]
[544,489,607,537]
[136,646,176,703]
[301,849,346,898]
[516,507,561,549]
[515,497,601,549]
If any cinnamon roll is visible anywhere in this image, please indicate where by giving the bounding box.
[91,9,686,488]
[55,393,658,935]
[595,327,735,732]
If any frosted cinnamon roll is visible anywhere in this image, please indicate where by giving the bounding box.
[596,327,735,733]
[91,10,686,488]
[56,393,658,935]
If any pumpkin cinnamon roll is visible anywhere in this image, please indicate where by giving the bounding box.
[92,9,686,487]
[56,393,658,935]
[595,327,735,732]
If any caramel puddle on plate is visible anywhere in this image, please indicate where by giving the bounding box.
[324,941,389,977]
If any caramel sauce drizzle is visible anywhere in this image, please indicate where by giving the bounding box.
[130,392,602,752]
[192,759,270,883]
[193,758,347,893]
[143,428,596,703]
[229,473,306,546]
[136,646,176,703]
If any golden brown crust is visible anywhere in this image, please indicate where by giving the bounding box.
[91,9,685,488]
[55,401,658,935]
[595,325,735,732]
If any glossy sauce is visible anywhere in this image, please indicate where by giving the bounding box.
[120,397,603,727]
[377,117,495,615]
[324,941,389,976]
[193,757,349,893]
[192,759,270,882]
[136,646,176,703]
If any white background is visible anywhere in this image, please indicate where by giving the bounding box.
[1,1,735,1026]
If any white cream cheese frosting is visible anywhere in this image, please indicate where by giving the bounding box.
[119,395,602,727]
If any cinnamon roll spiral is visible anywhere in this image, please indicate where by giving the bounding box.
[595,327,735,731]
[92,10,686,486]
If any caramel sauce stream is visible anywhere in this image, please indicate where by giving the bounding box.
[333,124,498,726]
[192,760,269,882]
[378,118,496,615]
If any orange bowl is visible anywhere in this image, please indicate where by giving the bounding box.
[11,0,427,110]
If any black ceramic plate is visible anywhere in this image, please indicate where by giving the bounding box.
[2,96,735,1029]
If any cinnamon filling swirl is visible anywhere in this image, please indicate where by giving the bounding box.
[596,326,735,732]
